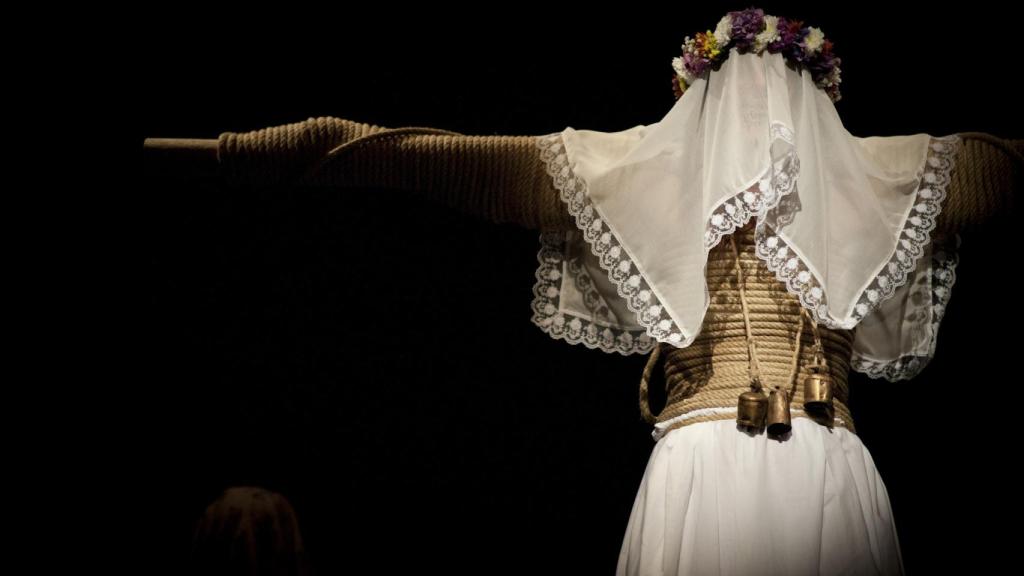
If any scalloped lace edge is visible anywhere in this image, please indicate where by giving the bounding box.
[530,129,960,356]
[849,235,960,381]
[704,122,800,251]
[752,135,961,330]
[529,123,798,355]
[530,229,658,355]
[531,133,692,354]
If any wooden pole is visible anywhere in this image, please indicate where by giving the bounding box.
[143,138,219,180]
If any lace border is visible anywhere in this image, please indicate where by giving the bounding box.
[701,121,837,324]
[850,235,960,381]
[533,133,693,351]
[531,128,960,353]
[751,134,961,330]
[530,229,657,355]
[704,123,800,250]
[847,136,961,324]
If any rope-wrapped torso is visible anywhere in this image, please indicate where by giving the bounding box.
[640,220,860,437]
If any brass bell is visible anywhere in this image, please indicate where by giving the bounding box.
[802,364,834,422]
[766,388,792,435]
[737,390,768,429]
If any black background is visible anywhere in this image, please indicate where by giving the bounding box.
[144,4,1020,574]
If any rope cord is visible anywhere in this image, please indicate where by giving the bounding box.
[637,231,820,425]
[728,234,810,399]
[303,126,465,181]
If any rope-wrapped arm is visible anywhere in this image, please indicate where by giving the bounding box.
[185,117,1019,236]
[216,116,574,231]
[937,135,1022,236]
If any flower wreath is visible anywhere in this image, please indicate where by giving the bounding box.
[672,7,842,102]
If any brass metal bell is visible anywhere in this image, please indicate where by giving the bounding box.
[766,388,792,435]
[802,364,834,422]
[736,390,768,429]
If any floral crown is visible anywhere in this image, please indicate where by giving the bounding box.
[672,8,842,103]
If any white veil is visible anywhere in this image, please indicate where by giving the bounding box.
[531,49,960,382]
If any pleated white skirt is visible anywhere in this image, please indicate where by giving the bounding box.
[616,417,904,576]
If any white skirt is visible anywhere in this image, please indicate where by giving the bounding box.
[616,417,905,576]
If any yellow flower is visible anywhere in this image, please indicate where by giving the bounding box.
[701,30,721,59]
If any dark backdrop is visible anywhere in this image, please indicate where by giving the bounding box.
[144,5,1020,574]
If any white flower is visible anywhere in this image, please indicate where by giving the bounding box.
[672,56,685,77]
[714,14,733,46]
[754,15,780,52]
[803,26,825,54]
[672,56,696,86]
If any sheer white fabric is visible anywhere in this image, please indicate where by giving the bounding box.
[616,418,905,575]
[531,49,960,381]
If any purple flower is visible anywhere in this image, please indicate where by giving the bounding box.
[769,17,808,57]
[729,7,765,52]
[683,50,712,76]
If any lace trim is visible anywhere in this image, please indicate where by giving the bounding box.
[532,127,960,351]
[847,136,961,324]
[567,246,618,324]
[752,135,961,330]
[701,121,836,325]
[530,229,656,355]
[533,133,694,349]
[704,123,800,250]
[753,225,833,325]
[850,235,960,381]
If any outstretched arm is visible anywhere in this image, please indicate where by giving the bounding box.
[936,135,1022,236]
[149,119,1020,236]
[215,116,574,231]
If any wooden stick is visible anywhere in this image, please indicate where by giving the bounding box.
[143,138,219,180]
